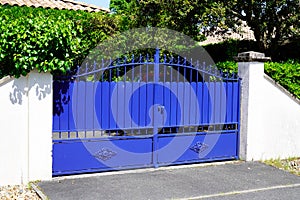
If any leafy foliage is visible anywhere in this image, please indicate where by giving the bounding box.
[110,0,225,42]
[110,0,300,57]
[219,0,300,55]
[204,39,299,63]
[110,0,131,14]
[204,39,259,62]
[0,5,121,78]
[216,60,300,99]
[216,61,238,74]
[265,60,300,99]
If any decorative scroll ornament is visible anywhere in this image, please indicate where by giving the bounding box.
[93,148,117,161]
[190,142,209,154]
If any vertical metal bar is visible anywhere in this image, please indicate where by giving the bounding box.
[76,77,79,138]
[138,55,142,135]
[101,59,104,82]
[132,54,135,81]
[131,56,134,129]
[195,61,200,129]
[84,69,87,138]
[176,66,179,132]
[195,70,199,129]
[67,80,70,138]
[115,66,119,135]
[109,65,112,82]
[231,78,234,125]
[139,55,142,82]
[146,54,149,82]
[225,76,228,129]
[117,59,120,78]
[183,57,186,81]
[236,78,241,158]
[182,62,186,129]
[214,67,217,131]
[202,62,205,126]
[59,80,62,139]
[99,77,102,136]
[92,62,96,137]
[177,56,180,82]
[190,58,193,82]
[189,59,193,130]
[124,56,127,82]
[219,75,223,127]
[154,48,160,82]
[145,54,149,131]
[123,80,126,136]
[196,60,199,82]
[170,59,173,82]
[163,54,166,82]
[153,48,160,168]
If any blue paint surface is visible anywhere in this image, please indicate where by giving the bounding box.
[52,51,240,175]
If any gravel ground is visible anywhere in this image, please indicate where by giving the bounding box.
[0,184,40,200]
[1,158,299,199]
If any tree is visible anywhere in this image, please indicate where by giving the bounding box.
[110,0,131,14]
[110,0,225,42]
[110,0,300,56]
[219,0,300,54]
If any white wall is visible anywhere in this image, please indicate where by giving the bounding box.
[0,76,28,185]
[238,59,300,161]
[259,75,300,160]
[0,71,52,186]
[1,60,299,185]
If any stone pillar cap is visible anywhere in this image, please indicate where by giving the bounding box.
[234,51,271,62]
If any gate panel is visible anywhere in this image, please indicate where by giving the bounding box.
[157,132,238,164]
[53,137,153,175]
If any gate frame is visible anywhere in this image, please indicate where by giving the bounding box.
[52,49,241,175]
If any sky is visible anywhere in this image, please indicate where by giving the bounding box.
[77,0,111,9]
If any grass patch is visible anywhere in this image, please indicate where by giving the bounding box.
[263,157,300,176]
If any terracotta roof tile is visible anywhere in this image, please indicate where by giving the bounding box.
[0,0,109,12]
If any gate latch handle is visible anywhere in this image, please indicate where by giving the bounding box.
[158,106,165,114]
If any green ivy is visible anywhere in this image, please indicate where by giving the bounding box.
[216,60,300,99]
[0,5,121,78]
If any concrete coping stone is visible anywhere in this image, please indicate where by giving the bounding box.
[234,51,271,62]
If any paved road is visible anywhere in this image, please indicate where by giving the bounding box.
[37,162,300,200]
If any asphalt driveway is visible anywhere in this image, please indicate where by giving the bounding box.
[36,161,300,200]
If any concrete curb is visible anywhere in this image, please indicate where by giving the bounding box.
[52,160,243,181]
[31,183,48,200]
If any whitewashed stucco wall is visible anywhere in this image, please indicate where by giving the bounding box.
[0,71,52,186]
[259,75,300,160]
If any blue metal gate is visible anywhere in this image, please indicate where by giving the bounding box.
[52,49,240,175]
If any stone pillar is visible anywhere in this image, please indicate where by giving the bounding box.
[235,52,270,161]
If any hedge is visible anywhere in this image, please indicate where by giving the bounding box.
[0,5,121,78]
[203,39,259,63]
[204,39,300,63]
[216,60,300,99]
[264,60,300,99]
